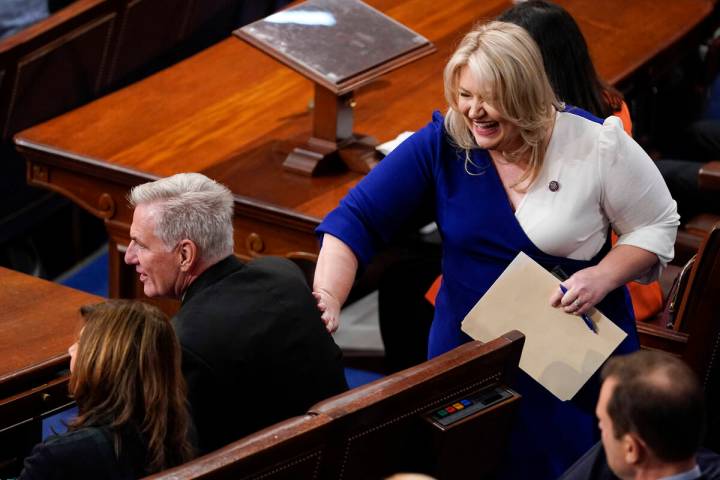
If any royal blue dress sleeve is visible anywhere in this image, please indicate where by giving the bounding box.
[316,112,445,265]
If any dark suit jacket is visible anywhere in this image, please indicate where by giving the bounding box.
[19,426,146,480]
[559,441,720,480]
[174,255,348,453]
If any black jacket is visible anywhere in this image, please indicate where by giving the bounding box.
[19,426,146,480]
[174,255,347,453]
[559,441,720,480]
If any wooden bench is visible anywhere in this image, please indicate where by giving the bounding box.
[146,331,525,479]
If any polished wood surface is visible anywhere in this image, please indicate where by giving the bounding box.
[0,267,101,394]
[14,0,714,299]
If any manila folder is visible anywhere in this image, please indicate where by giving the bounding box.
[461,251,627,401]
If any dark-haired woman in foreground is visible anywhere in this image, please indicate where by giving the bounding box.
[20,300,194,479]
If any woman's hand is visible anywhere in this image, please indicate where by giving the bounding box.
[312,234,358,335]
[549,265,614,316]
[549,244,660,316]
[313,288,341,333]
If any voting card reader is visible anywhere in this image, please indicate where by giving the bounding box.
[425,386,517,429]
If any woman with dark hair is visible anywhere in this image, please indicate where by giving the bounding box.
[20,300,194,479]
[498,0,625,123]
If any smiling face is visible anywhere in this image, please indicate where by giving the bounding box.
[457,65,522,153]
[124,203,183,298]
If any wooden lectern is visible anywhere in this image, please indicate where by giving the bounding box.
[234,0,435,176]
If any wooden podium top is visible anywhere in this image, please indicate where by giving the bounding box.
[235,0,436,95]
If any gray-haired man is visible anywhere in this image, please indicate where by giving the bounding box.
[125,173,347,453]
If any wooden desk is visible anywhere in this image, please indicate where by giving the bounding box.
[0,267,102,474]
[14,0,714,300]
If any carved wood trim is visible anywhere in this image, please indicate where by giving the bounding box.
[17,140,157,184]
[97,192,117,218]
[30,164,48,183]
[245,232,266,257]
[26,163,117,220]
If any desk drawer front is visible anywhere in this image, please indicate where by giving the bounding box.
[0,376,73,432]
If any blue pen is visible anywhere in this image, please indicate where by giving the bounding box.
[559,284,597,334]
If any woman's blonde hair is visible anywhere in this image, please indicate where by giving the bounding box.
[69,300,194,474]
[444,21,562,186]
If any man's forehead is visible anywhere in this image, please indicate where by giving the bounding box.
[597,376,619,413]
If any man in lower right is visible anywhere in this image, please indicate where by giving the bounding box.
[561,350,720,480]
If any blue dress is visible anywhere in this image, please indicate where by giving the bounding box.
[317,110,640,479]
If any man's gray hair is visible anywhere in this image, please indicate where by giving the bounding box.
[129,173,234,263]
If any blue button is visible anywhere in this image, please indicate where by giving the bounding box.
[461,399,472,407]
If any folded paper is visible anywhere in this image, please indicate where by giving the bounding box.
[461,251,627,401]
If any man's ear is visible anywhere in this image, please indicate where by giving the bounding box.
[177,239,198,272]
[623,433,646,466]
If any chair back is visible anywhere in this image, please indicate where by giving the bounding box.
[0,0,110,143]
[0,0,255,144]
[676,222,720,372]
[676,222,720,451]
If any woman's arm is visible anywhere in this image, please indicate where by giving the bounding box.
[549,244,658,315]
[550,117,679,315]
[313,234,359,333]
[313,115,444,331]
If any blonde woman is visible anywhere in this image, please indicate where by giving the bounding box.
[20,300,194,479]
[313,21,678,478]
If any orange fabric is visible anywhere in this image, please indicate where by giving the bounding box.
[610,232,664,321]
[424,102,664,321]
[425,275,442,305]
[615,101,633,135]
